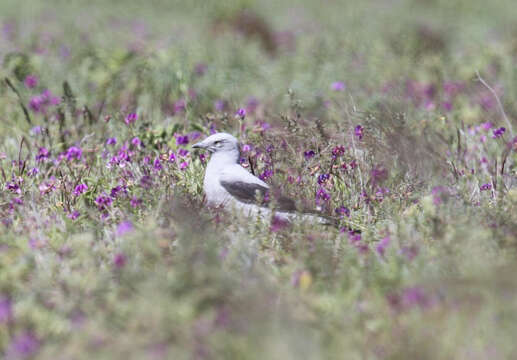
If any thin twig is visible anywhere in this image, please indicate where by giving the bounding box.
[475,70,514,136]
[4,77,32,125]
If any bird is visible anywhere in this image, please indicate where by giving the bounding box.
[192,132,336,225]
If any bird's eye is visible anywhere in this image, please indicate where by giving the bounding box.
[214,140,223,146]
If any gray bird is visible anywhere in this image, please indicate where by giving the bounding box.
[192,132,335,224]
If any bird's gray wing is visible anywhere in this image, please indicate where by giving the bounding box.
[219,180,297,212]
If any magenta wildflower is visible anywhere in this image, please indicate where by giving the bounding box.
[116,221,134,236]
[178,148,189,157]
[317,173,330,185]
[316,187,331,201]
[236,108,246,119]
[179,161,189,170]
[6,182,21,194]
[130,197,142,208]
[131,137,142,147]
[66,146,82,161]
[354,125,364,140]
[95,194,113,211]
[492,127,506,139]
[6,332,40,359]
[67,210,80,220]
[335,206,350,218]
[140,175,153,189]
[176,135,189,146]
[168,152,176,163]
[153,157,162,171]
[35,147,50,162]
[376,235,391,256]
[30,126,42,135]
[259,169,273,181]
[331,81,345,91]
[214,100,227,112]
[110,185,126,198]
[303,150,315,160]
[28,167,39,177]
[125,112,138,125]
[0,296,13,324]
[199,153,206,163]
[113,253,127,268]
[174,99,186,113]
[106,137,117,145]
[241,144,252,153]
[271,215,289,232]
[73,183,88,196]
[480,183,492,191]
[24,75,38,89]
[332,145,345,158]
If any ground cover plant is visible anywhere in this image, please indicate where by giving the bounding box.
[1,0,517,358]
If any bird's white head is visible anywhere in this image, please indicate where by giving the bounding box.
[192,132,239,154]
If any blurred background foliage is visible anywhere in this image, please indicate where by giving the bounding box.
[0,0,517,359]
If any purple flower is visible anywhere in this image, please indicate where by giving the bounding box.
[214,100,227,112]
[178,149,189,157]
[7,332,40,359]
[331,81,346,91]
[335,206,350,218]
[168,152,176,163]
[492,127,506,139]
[442,101,453,112]
[199,153,206,163]
[28,89,60,113]
[0,296,13,324]
[241,144,252,153]
[332,145,345,158]
[480,183,492,191]
[35,147,50,162]
[303,150,315,160]
[125,112,138,125]
[179,161,189,170]
[259,169,273,181]
[370,165,388,185]
[7,182,21,194]
[73,183,88,196]
[28,167,39,177]
[354,125,364,140]
[271,215,289,232]
[110,185,126,198]
[116,221,134,236]
[316,187,331,201]
[153,157,162,171]
[67,210,80,220]
[140,175,153,189]
[317,173,330,185]
[176,135,189,146]
[131,137,142,147]
[246,97,259,113]
[30,126,42,135]
[24,75,38,89]
[113,253,127,268]
[376,235,391,256]
[130,197,142,208]
[95,194,113,211]
[235,108,246,118]
[66,146,82,161]
[174,99,186,113]
[106,137,117,145]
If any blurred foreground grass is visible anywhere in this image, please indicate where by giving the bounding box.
[1,0,517,359]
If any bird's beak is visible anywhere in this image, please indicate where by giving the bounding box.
[192,142,206,149]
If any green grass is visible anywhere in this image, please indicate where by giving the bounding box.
[0,0,516,359]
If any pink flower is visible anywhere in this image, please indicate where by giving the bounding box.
[331,81,345,91]
[24,75,38,89]
[125,113,138,125]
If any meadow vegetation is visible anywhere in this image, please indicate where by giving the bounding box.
[1,0,517,358]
